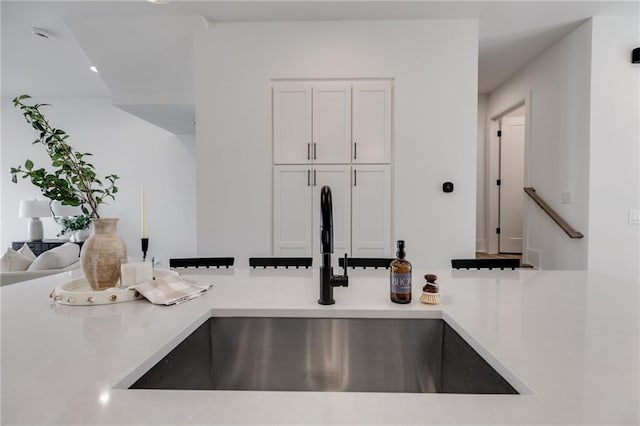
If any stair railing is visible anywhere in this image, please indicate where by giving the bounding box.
[523,187,584,239]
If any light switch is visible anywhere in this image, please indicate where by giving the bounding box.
[629,209,640,224]
[561,191,572,204]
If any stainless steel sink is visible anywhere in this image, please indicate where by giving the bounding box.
[130,317,517,394]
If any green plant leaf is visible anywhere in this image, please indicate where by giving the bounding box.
[11,95,119,218]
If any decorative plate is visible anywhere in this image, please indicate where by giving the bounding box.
[50,269,179,306]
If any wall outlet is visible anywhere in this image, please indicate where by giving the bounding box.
[560,190,572,204]
[629,209,640,224]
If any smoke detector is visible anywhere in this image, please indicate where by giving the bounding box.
[31,27,52,39]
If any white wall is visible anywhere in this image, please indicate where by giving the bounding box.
[476,94,488,252]
[1,97,197,266]
[487,20,592,270]
[195,20,478,268]
[588,16,640,283]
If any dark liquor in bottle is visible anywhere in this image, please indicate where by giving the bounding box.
[390,240,412,304]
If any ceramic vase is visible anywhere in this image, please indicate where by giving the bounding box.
[81,218,127,290]
[69,228,91,243]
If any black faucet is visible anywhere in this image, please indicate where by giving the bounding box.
[318,186,348,305]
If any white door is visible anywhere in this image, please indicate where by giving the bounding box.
[499,116,525,253]
[351,165,392,257]
[352,82,392,164]
[273,166,313,256]
[273,83,312,164]
[311,165,352,266]
[312,84,351,164]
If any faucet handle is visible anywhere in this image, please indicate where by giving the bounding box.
[332,253,348,287]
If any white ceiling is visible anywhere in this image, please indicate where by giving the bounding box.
[2,0,638,133]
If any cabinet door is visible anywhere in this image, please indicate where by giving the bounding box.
[273,83,312,164]
[311,165,352,266]
[351,165,392,257]
[352,82,392,164]
[273,166,313,256]
[312,84,351,164]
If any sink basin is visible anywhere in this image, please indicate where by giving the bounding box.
[130,317,517,394]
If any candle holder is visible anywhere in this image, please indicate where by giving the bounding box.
[141,238,149,262]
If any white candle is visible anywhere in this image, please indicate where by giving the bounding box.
[141,185,148,238]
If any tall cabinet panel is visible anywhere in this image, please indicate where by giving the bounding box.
[351,165,392,257]
[273,84,312,164]
[273,166,313,256]
[312,166,352,264]
[352,82,392,164]
[312,84,352,164]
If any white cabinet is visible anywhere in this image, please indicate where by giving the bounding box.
[312,84,351,164]
[273,80,391,165]
[273,80,393,261]
[273,165,313,255]
[273,82,350,165]
[352,82,392,164]
[351,165,392,257]
[273,83,312,164]
[274,165,392,260]
[273,165,351,263]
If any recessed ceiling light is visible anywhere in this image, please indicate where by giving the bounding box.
[90,66,98,73]
[146,0,170,4]
[31,27,52,39]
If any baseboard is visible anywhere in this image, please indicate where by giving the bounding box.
[476,238,487,253]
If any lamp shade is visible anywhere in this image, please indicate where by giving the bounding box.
[18,200,51,218]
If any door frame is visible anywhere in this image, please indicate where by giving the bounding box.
[486,91,532,260]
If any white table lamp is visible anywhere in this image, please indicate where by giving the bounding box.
[18,200,51,241]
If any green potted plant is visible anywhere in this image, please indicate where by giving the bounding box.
[10,95,119,217]
[10,95,126,290]
[57,214,92,242]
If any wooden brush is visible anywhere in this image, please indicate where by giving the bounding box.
[420,274,439,305]
[419,291,440,305]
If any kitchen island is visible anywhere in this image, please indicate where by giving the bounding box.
[1,267,638,425]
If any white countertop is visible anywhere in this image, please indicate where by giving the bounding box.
[1,267,638,425]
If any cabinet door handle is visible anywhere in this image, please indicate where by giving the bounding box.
[307,169,311,186]
[313,143,317,160]
[313,169,317,186]
[307,143,310,160]
[354,142,357,160]
[354,169,357,186]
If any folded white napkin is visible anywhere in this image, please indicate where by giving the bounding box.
[133,275,212,305]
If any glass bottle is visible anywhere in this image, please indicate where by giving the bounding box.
[390,240,412,303]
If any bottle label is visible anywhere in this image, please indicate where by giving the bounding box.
[391,272,411,294]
